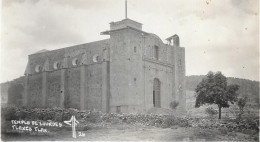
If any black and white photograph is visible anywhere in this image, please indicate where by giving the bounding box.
[0,0,259,141]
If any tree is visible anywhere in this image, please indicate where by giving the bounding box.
[195,71,239,119]
[237,97,247,119]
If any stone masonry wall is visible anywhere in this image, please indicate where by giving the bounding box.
[66,67,81,109]
[85,63,103,111]
[27,74,42,107]
[46,70,61,108]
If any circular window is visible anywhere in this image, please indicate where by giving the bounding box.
[93,54,99,63]
[53,61,61,70]
[72,58,79,66]
[35,65,42,73]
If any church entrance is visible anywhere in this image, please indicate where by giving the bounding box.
[153,78,161,107]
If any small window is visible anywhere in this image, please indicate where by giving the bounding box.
[72,58,79,66]
[179,59,182,65]
[53,61,61,70]
[154,45,159,60]
[134,46,137,53]
[35,65,42,73]
[134,78,137,82]
[93,54,99,63]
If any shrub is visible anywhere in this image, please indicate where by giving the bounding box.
[176,117,191,127]
[83,111,102,123]
[162,116,177,128]
[15,109,27,120]
[2,106,18,120]
[169,101,179,110]
[205,107,218,118]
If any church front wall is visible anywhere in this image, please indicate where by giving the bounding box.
[143,61,173,110]
[125,30,145,113]
[109,30,131,112]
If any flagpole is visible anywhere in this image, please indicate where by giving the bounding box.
[125,0,127,19]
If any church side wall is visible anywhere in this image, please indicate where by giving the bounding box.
[13,39,110,111]
[85,63,103,111]
[46,70,61,107]
[66,67,81,109]
[27,74,42,107]
[6,77,25,107]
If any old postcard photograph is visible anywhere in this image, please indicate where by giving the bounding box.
[0,0,259,141]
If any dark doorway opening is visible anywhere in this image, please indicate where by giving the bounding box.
[153,78,161,107]
[153,91,155,106]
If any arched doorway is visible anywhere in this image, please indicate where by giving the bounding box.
[153,78,161,107]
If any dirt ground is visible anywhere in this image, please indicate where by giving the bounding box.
[2,123,255,141]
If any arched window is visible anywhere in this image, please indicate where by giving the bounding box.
[35,65,42,73]
[154,45,159,60]
[93,54,100,63]
[72,58,79,66]
[53,61,61,70]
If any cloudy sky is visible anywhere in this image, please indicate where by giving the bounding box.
[1,0,259,82]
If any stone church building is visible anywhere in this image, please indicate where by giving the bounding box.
[6,18,186,113]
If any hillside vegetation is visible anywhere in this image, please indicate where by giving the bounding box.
[186,75,259,103]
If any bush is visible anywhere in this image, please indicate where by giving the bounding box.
[177,117,191,127]
[1,107,193,129]
[169,101,179,110]
[205,107,218,118]
[2,106,18,120]
[162,116,175,128]
[86,111,102,123]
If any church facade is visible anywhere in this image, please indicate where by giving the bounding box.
[7,18,186,113]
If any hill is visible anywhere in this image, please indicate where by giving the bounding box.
[185,75,259,117]
[186,75,259,102]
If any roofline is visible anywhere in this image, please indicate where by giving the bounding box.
[166,34,179,40]
[29,39,110,56]
[109,18,143,25]
[100,26,149,35]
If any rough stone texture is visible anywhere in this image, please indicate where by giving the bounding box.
[1,82,10,106]
[5,18,186,114]
[46,70,61,108]
[5,77,25,107]
[66,67,81,109]
[27,74,42,107]
[85,64,103,111]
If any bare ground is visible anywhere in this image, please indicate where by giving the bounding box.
[2,123,256,141]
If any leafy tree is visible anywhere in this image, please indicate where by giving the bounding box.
[195,71,239,119]
[237,97,247,118]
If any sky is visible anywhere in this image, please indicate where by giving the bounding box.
[0,0,259,82]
